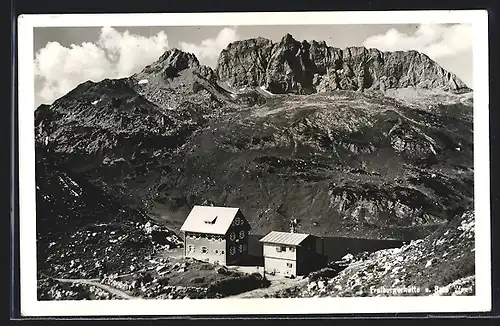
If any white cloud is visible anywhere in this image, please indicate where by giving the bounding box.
[35,27,169,104]
[362,24,472,60]
[179,27,239,67]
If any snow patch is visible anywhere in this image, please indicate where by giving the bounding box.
[138,79,149,85]
[435,238,446,246]
[69,189,80,197]
[58,175,81,197]
[58,176,68,189]
[92,100,99,105]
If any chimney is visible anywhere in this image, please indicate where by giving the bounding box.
[289,218,299,233]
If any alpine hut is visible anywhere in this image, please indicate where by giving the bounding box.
[180,206,251,265]
[259,231,317,278]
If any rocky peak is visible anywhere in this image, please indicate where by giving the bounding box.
[215,35,470,94]
[280,33,297,45]
[134,48,201,82]
[157,48,200,70]
[216,37,275,88]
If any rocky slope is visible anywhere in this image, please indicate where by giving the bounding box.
[271,207,475,297]
[35,143,182,283]
[216,33,470,94]
[35,42,473,241]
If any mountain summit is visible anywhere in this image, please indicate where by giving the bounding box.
[215,33,470,94]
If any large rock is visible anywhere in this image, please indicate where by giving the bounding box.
[215,33,470,94]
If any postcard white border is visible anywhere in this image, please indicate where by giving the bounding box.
[17,10,490,316]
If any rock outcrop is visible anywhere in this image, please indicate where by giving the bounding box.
[216,33,470,94]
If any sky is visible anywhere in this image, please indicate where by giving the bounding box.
[33,24,473,107]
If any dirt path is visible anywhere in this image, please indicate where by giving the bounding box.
[54,278,138,299]
[227,260,367,299]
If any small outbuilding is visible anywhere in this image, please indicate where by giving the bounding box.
[180,205,251,266]
[259,231,317,278]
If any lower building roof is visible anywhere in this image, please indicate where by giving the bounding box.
[259,231,310,246]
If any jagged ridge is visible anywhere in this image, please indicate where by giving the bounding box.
[215,33,470,94]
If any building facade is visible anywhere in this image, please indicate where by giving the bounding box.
[181,206,251,265]
[259,231,317,277]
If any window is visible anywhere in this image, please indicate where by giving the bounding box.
[187,245,195,253]
[204,216,217,224]
[239,231,245,239]
[229,246,236,255]
[229,232,236,241]
[238,244,243,253]
[277,246,286,252]
[221,250,224,255]
[201,246,208,254]
[218,238,222,242]
[214,249,219,254]
[289,247,295,252]
[287,263,293,268]
[234,217,241,226]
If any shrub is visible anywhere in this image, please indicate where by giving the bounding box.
[141,272,153,285]
[198,263,214,271]
[308,267,339,282]
[123,237,150,249]
[207,273,270,296]
[192,81,204,93]
[191,276,206,284]
[163,66,179,79]
[158,277,169,286]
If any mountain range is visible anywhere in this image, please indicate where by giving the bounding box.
[34,33,474,292]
